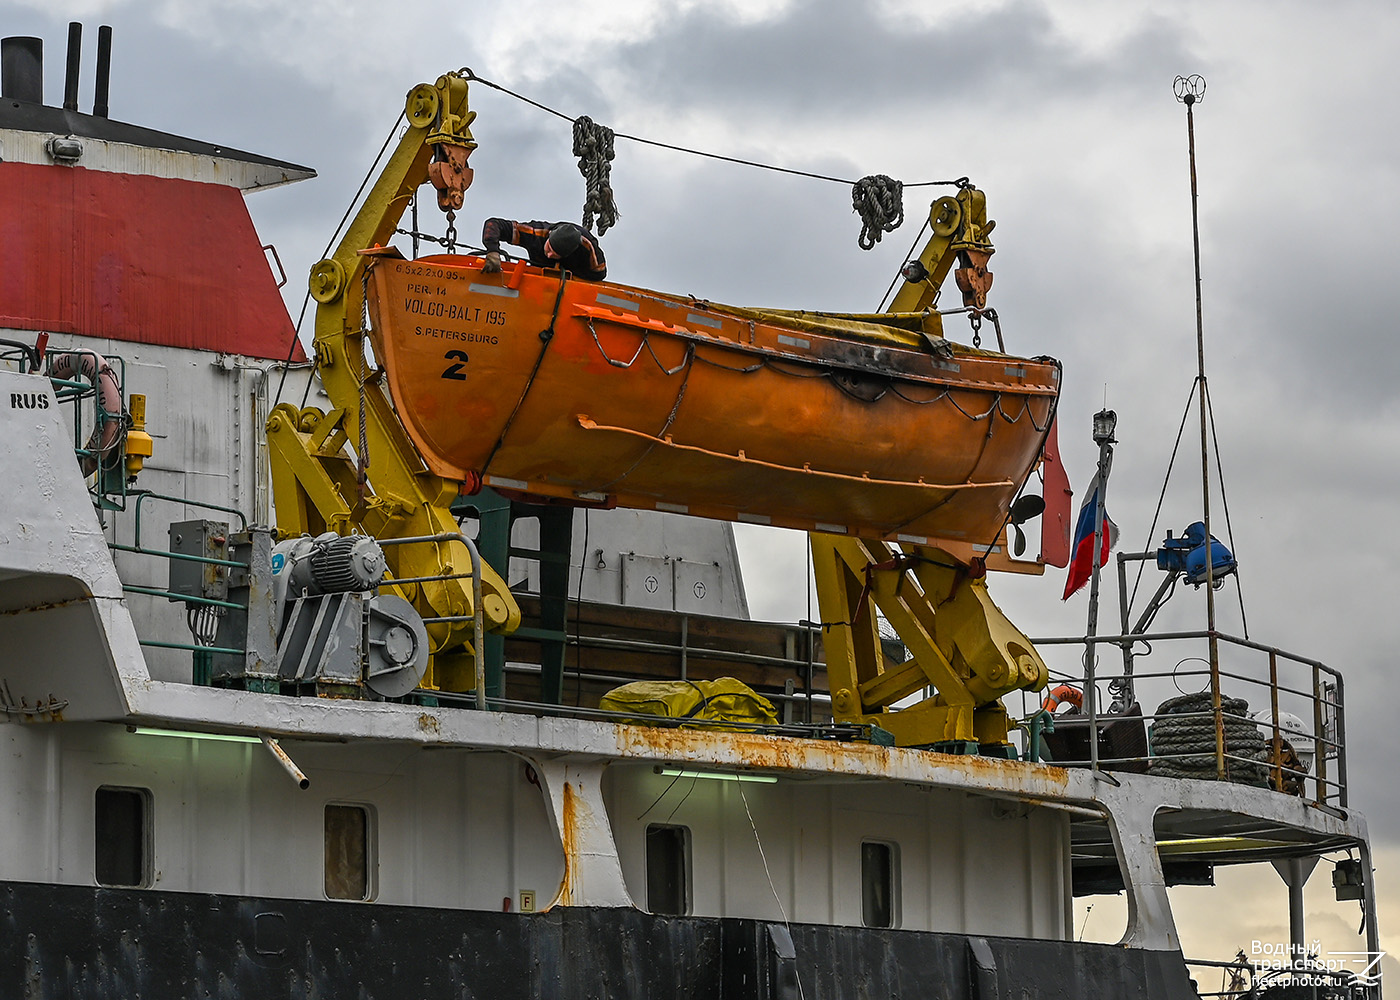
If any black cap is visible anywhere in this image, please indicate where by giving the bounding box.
[547,223,584,257]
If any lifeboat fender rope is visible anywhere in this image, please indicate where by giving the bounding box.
[479,272,571,477]
[593,345,696,493]
[575,416,1013,492]
[573,116,619,236]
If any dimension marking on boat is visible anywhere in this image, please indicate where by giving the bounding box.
[575,491,607,501]
[596,294,641,311]
[815,523,848,533]
[655,502,689,513]
[896,533,929,544]
[777,334,811,349]
[934,361,961,371]
[468,283,520,298]
[739,513,772,524]
[485,476,528,490]
[686,313,723,329]
[1004,366,1026,377]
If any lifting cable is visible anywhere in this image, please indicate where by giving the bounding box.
[458,68,965,246]
[275,112,408,409]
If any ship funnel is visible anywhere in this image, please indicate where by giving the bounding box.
[1,36,43,104]
[63,22,82,111]
[94,25,112,118]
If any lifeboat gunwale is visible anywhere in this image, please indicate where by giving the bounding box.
[573,306,1060,398]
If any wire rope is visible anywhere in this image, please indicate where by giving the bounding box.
[459,68,963,189]
[1202,380,1249,638]
[276,112,407,408]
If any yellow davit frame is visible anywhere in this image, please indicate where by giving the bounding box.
[267,72,519,693]
[812,535,1048,748]
[812,185,1046,749]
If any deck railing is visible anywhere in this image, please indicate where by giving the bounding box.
[1016,629,1346,809]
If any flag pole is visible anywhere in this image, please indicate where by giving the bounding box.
[1174,74,1224,780]
[1084,408,1117,773]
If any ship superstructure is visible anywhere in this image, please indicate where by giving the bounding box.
[0,26,1381,999]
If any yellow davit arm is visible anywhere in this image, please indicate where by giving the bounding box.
[267,72,520,693]
[812,185,1047,751]
[812,535,1047,749]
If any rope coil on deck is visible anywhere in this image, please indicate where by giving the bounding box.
[1148,692,1269,784]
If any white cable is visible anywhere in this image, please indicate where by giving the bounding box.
[737,782,807,1000]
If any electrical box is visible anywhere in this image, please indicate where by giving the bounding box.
[167,519,231,602]
[1333,859,1364,901]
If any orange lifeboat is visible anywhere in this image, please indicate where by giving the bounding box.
[364,254,1059,548]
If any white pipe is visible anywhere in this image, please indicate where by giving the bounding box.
[259,734,310,789]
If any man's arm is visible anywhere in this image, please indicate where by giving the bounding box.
[481,218,518,255]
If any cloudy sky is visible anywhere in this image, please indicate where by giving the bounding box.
[6,0,1397,973]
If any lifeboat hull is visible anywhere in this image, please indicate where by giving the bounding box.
[366,255,1059,549]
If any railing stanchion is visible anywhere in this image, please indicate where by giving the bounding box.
[1268,651,1282,793]
[1312,665,1327,805]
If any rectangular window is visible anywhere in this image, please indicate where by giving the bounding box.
[95,786,150,887]
[325,804,374,900]
[645,824,689,915]
[861,840,896,928]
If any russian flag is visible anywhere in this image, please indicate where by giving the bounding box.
[1061,471,1119,599]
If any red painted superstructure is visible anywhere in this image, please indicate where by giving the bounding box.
[0,162,305,362]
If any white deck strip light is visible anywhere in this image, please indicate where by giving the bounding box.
[130,726,260,744]
[659,768,778,784]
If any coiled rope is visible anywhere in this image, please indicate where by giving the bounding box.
[852,174,905,249]
[572,115,619,235]
[1148,692,1268,784]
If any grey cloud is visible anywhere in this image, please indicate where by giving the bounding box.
[593,0,1199,117]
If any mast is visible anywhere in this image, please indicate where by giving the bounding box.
[1174,74,1224,779]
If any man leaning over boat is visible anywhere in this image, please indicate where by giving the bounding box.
[480,219,607,281]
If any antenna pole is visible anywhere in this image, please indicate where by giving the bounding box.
[1175,74,1224,780]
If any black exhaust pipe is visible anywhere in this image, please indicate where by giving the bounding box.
[63,22,81,111]
[1,35,43,104]
[93,25,112,118]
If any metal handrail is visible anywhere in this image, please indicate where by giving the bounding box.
[1020,627,1345,806]
[129,490,249,548]
[375,533,486,710]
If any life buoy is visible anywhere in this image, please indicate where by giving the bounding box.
[49,351,123,476]
[1042,683,1083,714]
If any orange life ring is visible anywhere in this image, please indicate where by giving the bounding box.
[1042,684,1083,714]
[50,351,123,476]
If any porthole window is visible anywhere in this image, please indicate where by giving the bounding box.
[861,840,897,928]
[95,786,152,887]
[645,823,690,915]
[325,804,375,900]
